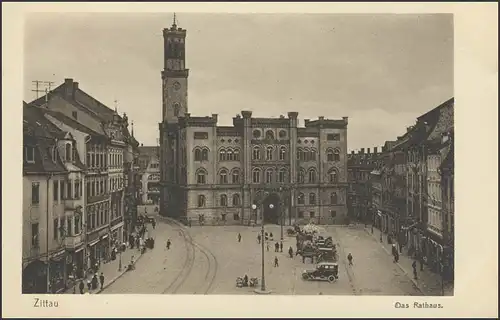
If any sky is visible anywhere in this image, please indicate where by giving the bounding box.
[24,13,453,151]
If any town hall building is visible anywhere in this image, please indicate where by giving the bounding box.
[159,19,349,225]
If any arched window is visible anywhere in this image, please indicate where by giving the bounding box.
[220,194,228,207]
[310,148,317,161]
[308,168,317,183]
[265,169,273,184]
[232,169,240,184]
[194,148,201,161]
[196,168,207,184]
[232,194,240,206]
[279,146,287,161]
[327,149,334,162]
[201,148,209,161]
[265,130,274,140]
[65,144,72,162]
[278,168,286,183]
[279,130,287,139]
[72,144,77,163]
[266,146,273,160]
[252,168,261,184]
[219,149,226,161]
[234,149,240,161]
[197,195,206,207]
[253,146,261,160]
[334,148,340,161]
[219,169,228,184]
[330,192,338,204]
[297,193,305,205]
[309,193,316,205]
[298,168,305,184]
[227,149,233,161]
[329,169,338,183]
[302,148,309,161]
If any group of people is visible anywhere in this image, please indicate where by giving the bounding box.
[77,272,105,294]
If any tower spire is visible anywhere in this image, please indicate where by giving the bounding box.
[173,13,177,27]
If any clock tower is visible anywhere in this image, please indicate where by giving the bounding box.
[162,14,189,122]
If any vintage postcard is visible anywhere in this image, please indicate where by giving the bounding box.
[2,2,498,318]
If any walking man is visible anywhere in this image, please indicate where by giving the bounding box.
[274,242,279,252]
[266,242,270,252]
[86,279,92,292]
[274,256,279,267]
[166,239,171,250]
[152,219,156,229]
[279,241,283,253]
[257,234,261,244]
[238,233,242,243]
[347,253,353,266]
[99,272,105,290]
[79,280,85,294]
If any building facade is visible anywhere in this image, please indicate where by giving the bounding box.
[159,20,349,225]
[347,147,380,223]
[137,146,160,205]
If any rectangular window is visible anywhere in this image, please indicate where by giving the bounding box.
[75,180,80,199]
[327,133,340,141]
[31,223,39,247]
[330,210,337,218]
[298,211,304,218]
[53,218,59,240]
[67,181,72,200]
[53,181,59,201]
[86,182,90,198]
[75,215,80,234]
[310,211,315,218]
[59,217,66,238]
[91,154,95,167]
[60,181,65,200]
[67,218,72,237]
[25,146,35,163]
[31,182,40,204]
[96,152,100,167]
[72,111,78,119]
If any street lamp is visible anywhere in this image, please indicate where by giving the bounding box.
[252,203,271,294]
[278,186,284,241]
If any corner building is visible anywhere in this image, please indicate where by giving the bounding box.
[159,21,348,225]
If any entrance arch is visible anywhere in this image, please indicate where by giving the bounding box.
[262,193,280,224]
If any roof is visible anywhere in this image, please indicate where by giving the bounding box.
[139,146,159,158]
[43,108,105,138]
[417,97,454,122]
[23,104,67,174]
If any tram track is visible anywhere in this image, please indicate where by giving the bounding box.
[160,217,218,294]
[330,226,361,295]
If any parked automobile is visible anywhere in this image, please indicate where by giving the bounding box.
[301,262,339,283]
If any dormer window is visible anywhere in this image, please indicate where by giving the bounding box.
[24,146,35,163]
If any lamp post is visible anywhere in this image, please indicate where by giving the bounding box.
[253,202,271,294]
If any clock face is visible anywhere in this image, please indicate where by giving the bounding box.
[173,82,181,91]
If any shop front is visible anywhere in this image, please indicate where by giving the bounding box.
[48,249,67,293]
[66,247,85,282]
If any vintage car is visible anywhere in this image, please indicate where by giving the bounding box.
[301,262,339,283]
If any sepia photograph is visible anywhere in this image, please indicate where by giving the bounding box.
[21,12,455,297]
[2,2,497,318]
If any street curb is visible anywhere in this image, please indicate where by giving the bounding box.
[95,251,146,294]
[363,228,425,296]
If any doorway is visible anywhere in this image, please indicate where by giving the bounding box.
[262,193,280,224]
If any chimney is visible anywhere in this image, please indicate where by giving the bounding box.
[64,78,74,100]
[360,148,365,154]
[351,151,355,155]
[185,113,191,118]
[318,116,324,121]
[304,119,310,126]
[374,147,378,154]
[211,114,218,122]
[342,116,348,124]
[74,82,79,91]
[367,148,371,154]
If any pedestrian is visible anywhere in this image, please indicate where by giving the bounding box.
[347,253,353,266]
[280,241,283,252]
[99,272,105,290]
[257,234,261,244]
[371,225,374,234]
[86,279,92,292]
[412,260,418,279]
[275,242,279,252]
[166,239,171,250]
[379,233,383,243]
[392,244,398,263]
[79,280,85,294]
[91,274,98,290]
[288,246,294,258]
[274,256,279,267]
[270,232,274,241]
[152,219,156,229]
[265,232,268,241]
[266,242,270,251]
[238,233,242,243]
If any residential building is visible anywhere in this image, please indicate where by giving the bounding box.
[158,20,349,225]
[138,146,160,205]
[347,147,381,223]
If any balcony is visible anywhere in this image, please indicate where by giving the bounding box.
[64,234,84,249]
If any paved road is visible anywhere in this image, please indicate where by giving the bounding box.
[102,219,421,295]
